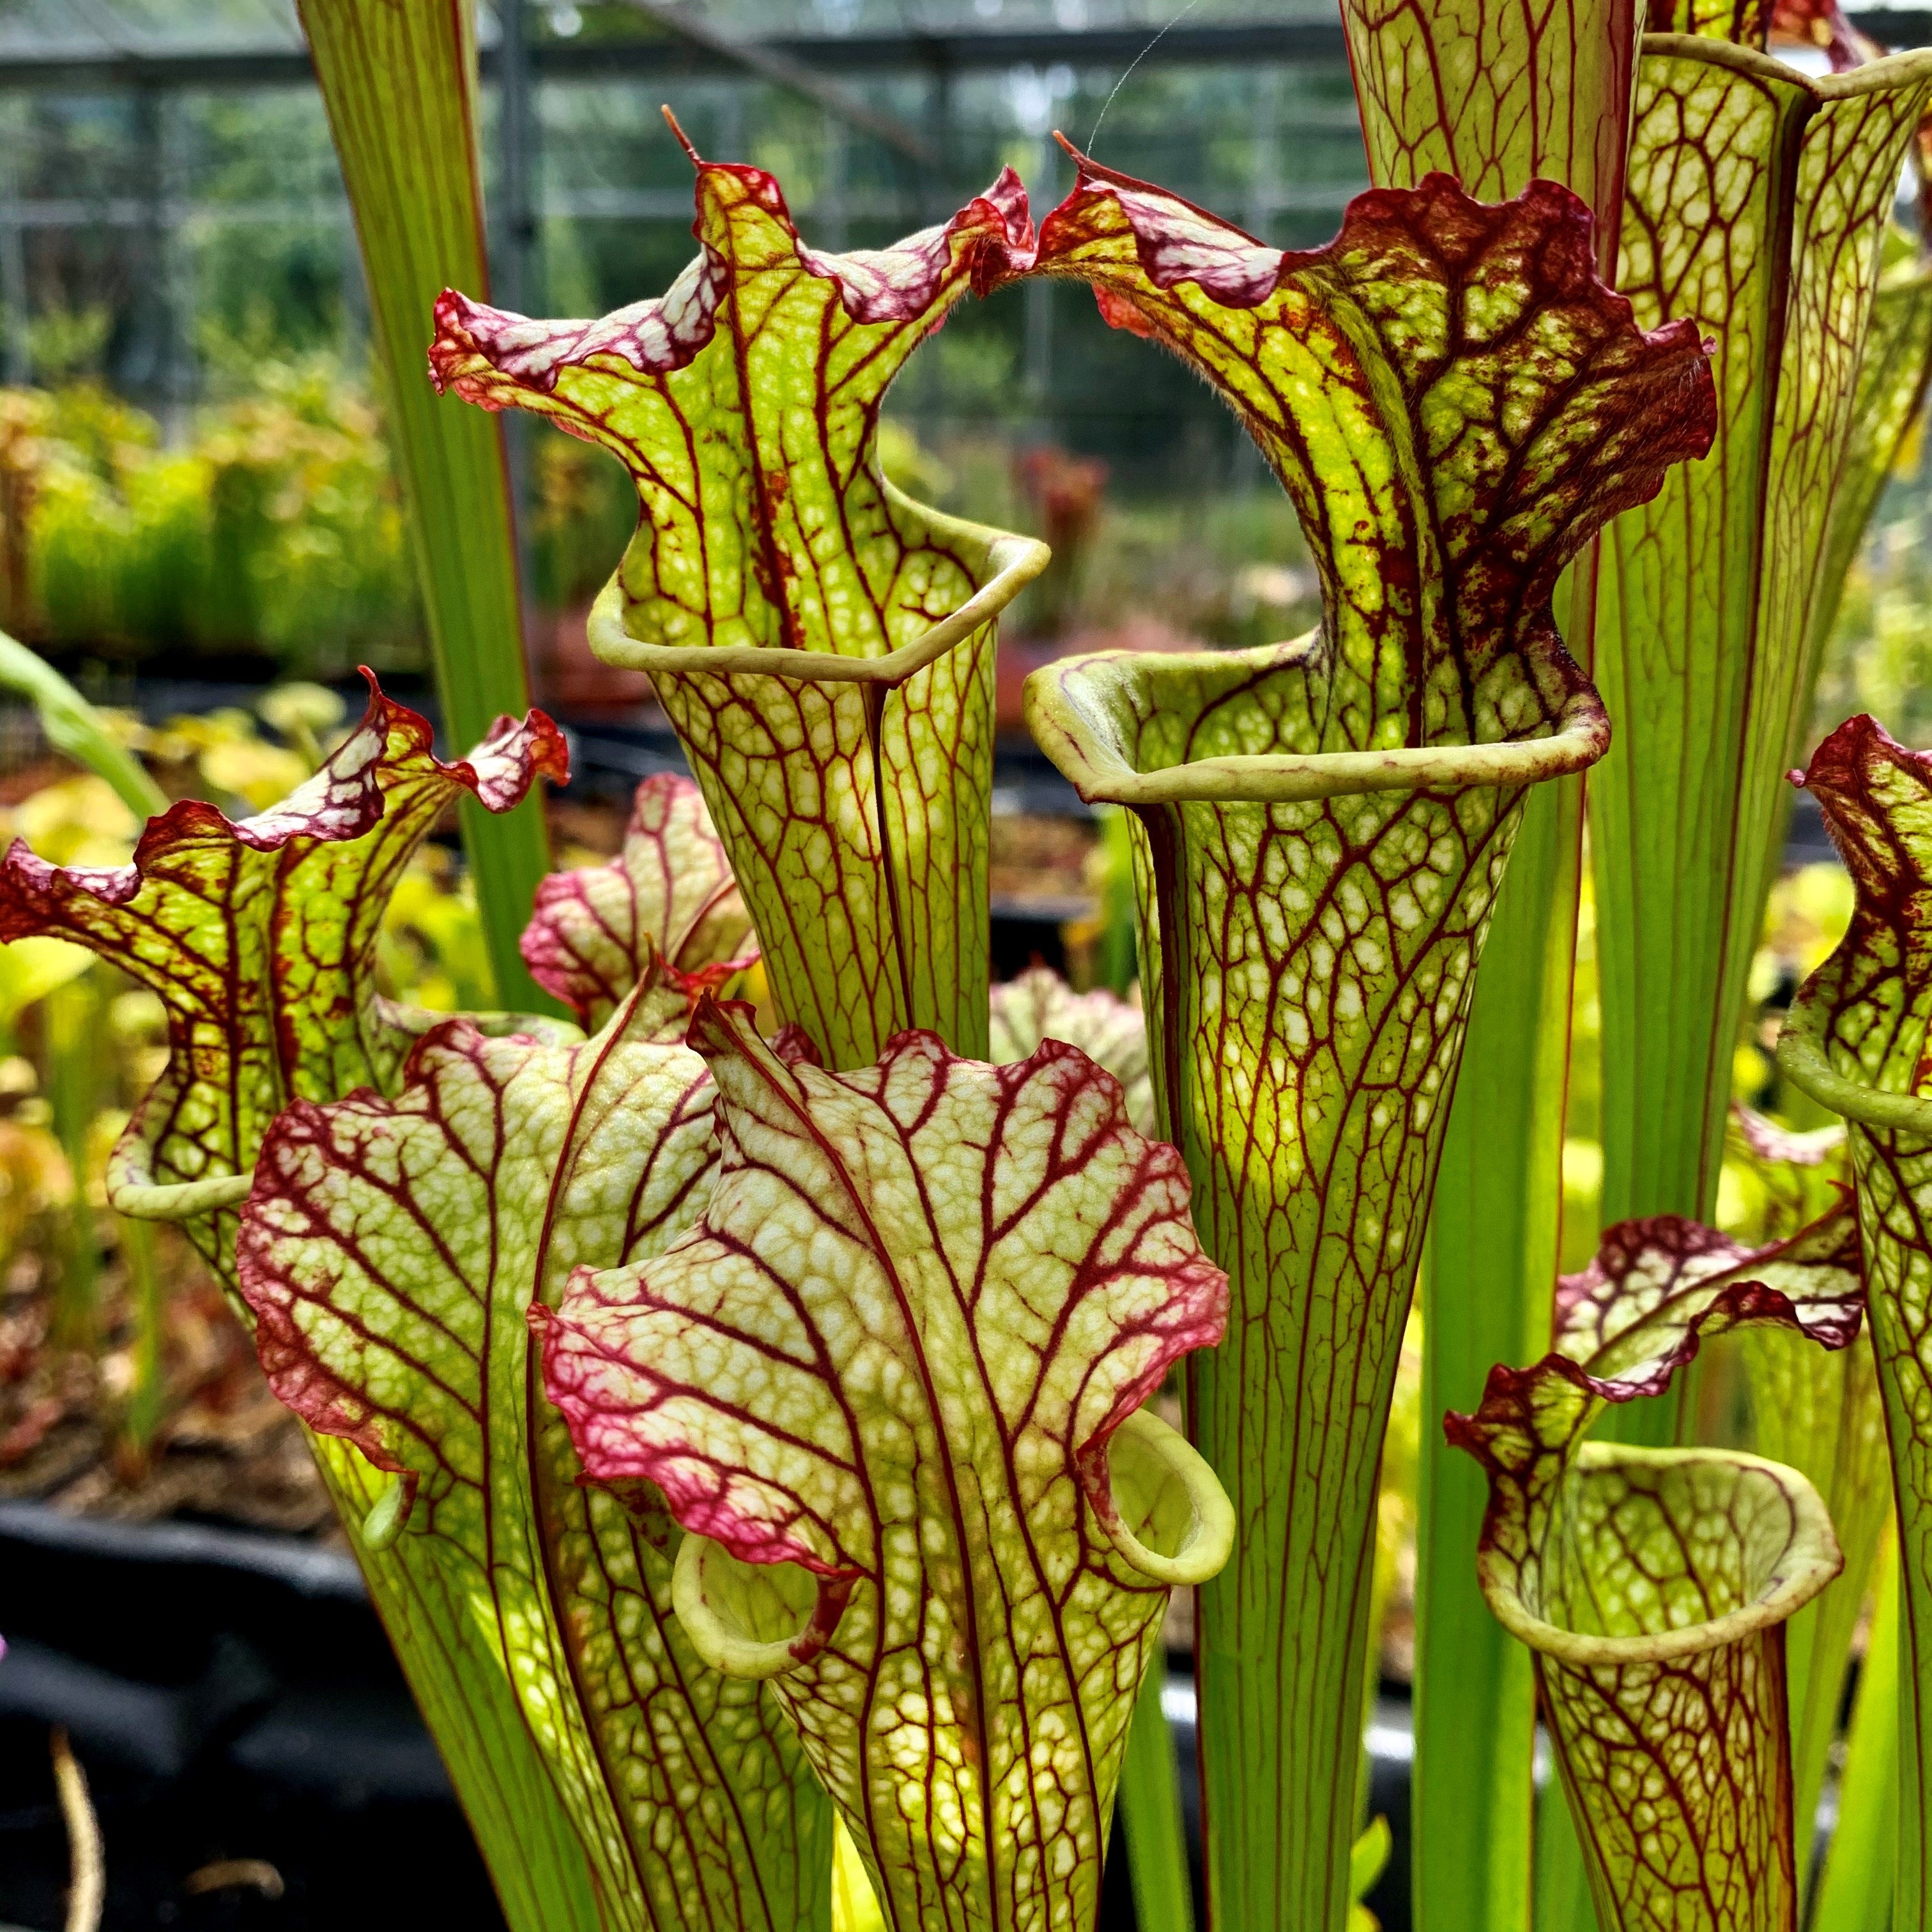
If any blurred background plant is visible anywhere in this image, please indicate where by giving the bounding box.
[0,359,417,677]
[882,420,1324,651]
[0,364,1335,687]
[1814,413,1932,750]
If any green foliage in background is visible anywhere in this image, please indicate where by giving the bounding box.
[0,367,644,681]
[0,371,415,672]
[1814,429,1932,753]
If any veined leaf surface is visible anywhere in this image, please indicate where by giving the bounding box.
[988,967,1155,1134]
[1450,1211,1857,1932]
[1591,35,1932,1243]
[542,999,1234,1932]
[0,678,607,1929]
[237,985,832,1932]
[1577,20,1927,1908]
[982,955,1172,1923]
[0,673,567,1269]
[1778,714,1932,1919]
[1331,8,1643,1926]
[1340,0,1641,250]
[522,771,757,1029]
[1021,160,1712,1930]
[432,142,1046,1068]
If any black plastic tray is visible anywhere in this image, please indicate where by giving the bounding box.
[0,1505,1255,1931]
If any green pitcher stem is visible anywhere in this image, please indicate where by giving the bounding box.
[1780,997,1932,1926]
[1592,38,1932,1243]
[585,526,1046,1068]
[1107,714,1597,1928]
[298,0,556,1014]
[310,1438,606,1932]
[1809,1544,1900,1932]
[1118,1653,1195,1932]
[1416,772,1580,1932]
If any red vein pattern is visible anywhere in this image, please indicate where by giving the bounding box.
[1020,159,1713,1931]
[1591,39,1932,1227]
[1651,0,1774,40]
[1449,1212,1856,1931]
[0,671,566,1274]
[1329,15,1648,1926]
[433,153,1038,1069]
[987,968,1155,1135]
[237,992,831,1932]
[1340,0,1641,264]
[542,999,1230,1932]
[1529,1460,1819,1932]
[1718,1094,1873,1851]
[1549,1206,1863,1374]
[1780,713,1932,1916]
[0,675,609,1926]
[522,772,757,1029]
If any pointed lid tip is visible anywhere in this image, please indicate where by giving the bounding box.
[661,105,703,167]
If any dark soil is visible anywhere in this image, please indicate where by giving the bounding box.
[0,1241,335,1542]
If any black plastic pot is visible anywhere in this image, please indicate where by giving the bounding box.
[0,1505,1094,1930]
[0,1501,1415,1931]
[0,1503,502,1932]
